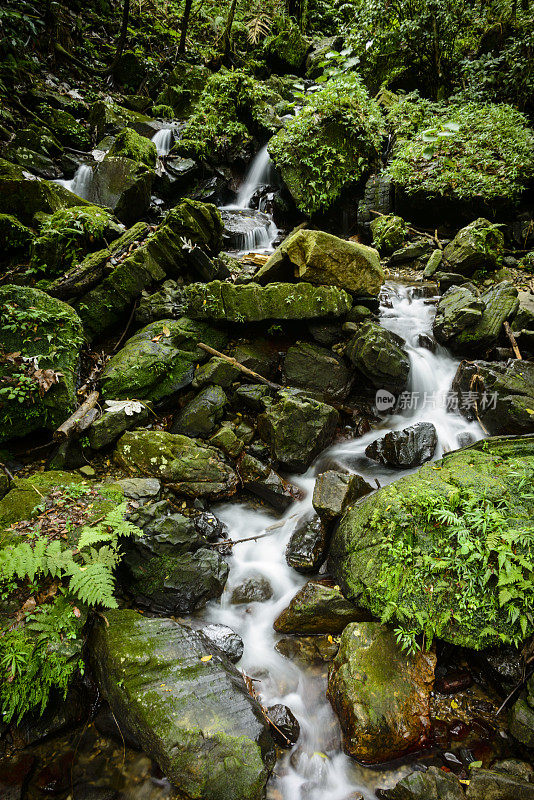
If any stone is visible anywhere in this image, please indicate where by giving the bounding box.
[89,100,158,140]
[209,426,244,459]
[232,576,273,605]
[285,514,330,573]
[284,341,353,401]
[345,321,410,393]
[0,285,83,443]
[452,360,534,435]
[466,767,534,800]
[234,384,274,413]
[193,357,241,388]
[312,471,373,521]
[256,229,384,296]
[126,500,205,556]
[165,281,352,323]
[370,214,407,255]
[0,753,36,800]
[443,218,504,275]
[329,436,534,649]
[433,284,485,344]
[265,27,310,73]
[115,430,239,500]
[266,704,300,747]
[233,340,280,379]
[88,157,153,225]
[423,249,444,279]
[194,511,228,542]
[0,213,33,254]
[327,622,435,763]
[379,765,464,799]
[221,208,274,251]
[89,610,275,799]
[275,635,339,666]
[258,392,339,473]
[199,624,244,663]
[171,385,228,438]
[100,318,227,402]
[43,107,90,150]
[88,400,150,450]
[106,127,157,167]
[509,697,534,748]
[237,453,303,512]
[365,423,438,468]
[452,281,519,354]
[114,477,160,502]
[389,240,433,265]
[274,580,372,634]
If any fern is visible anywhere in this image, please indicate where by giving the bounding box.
[68,563,117,608]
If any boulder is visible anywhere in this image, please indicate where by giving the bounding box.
[466,767,534,800]
[237,452,302,512]
[265,27,311,74]
[89,100,158,140]
[199,624,244,663]
[106,127,157,167]
[233,340,280,379]
[100,318,227,402]
[370,214,407,255]
[89,610,275,800]
[256,229,384,296]
[115,430,239,499]
[126,500,205,555]
[274,580,372,634]
[171,385,228,438]
[345,321,410,393]
[258,392,339,472]
[275,635,339,666]
[231,576,273,605]
[330,436,534,649]
[88,157,153,225]
[327,622,435,763]
[284,341,353,401]
[209,426,244,459]
[0,158,90,224]
[423,249,444,279]
[221,209,273,251]
[0,213,33,255]
[452,360,534,435]
[433,284,485,344]
[312,471,373,521]
[265,704,300,747]
[88,399,150,450]
[193,357,241,388]
[365,423,438,468]
[0,285,83,443]
[42,107,90,150]
[442,218,504,275]
[379,765,464,799]
[160,281,352,323]
[285,514,330,573]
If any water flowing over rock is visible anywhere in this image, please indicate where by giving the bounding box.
[327,622,436,763]
[221,208,276,252]
[89,610,275,800]
[345,320,410,393]
[285,514,330,573]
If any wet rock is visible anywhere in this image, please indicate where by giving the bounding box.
[389,239,433,265]
[114,477,161,502]
[492,760,534,782]
[231,576,273,605]
[100,318,227,402]
[417,332,436,351]
[433,284,485,343]
[34,751,74,795]
[199,624,244,663]
[221,208,273,251]
[233,340,280,379]
[274,580,372,634]
[286,514,330,573]
[330,436,534,649]
[275,635,339,666]
[423,249,444,279]
[89,100,159,140]
[365,423,438,468]
[234,384,274,413]
[437,272,470,293]
[378,765,464,799]
[171,385,228,438]
[89,156,153,225]
[17,684,88,745]
[370,214,407,255]
[94,705,142,749]
[452,360,534,435]
[345,321,410,393]
[106,127,157,167]
[0,753,35,800]
[258,392,339,473]
[0,285,83,444]
[466,767,534,799]
[472,645,523,694]
[443,218,504,276]
[434,670,473,695]
[193,357,241,388]
[127,500,205,555]
[284,341,353,401]
[115,430,239,499]
[89,610,275,799]
[256,229,383,295]
[327,622,435,763]
[238,452,302,512]
[88,400,150,450]
[194,511,228,542]
[312,471,373,522]
[266,704,300,747]
[509,697,534,748]
[210,426,244,459]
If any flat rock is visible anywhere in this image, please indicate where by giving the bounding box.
[274,580,373,634]
[312,470,373,521]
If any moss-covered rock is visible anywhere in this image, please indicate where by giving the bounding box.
[88,610,275,799]
[89,100,158,140]
[0,214,34,255]
[90,156,153,225]
[0,158,90,225]
[30,206,123,277]
[106,127,157,168]
[370,214,408,255]
[155,62,210,117]
[41,107,90,150]
[0,286,84,443]
[100,318,227,402]
[345,320,410,393]
[256,229,384,296]
[283,341,353,401]
[274,580,371,634]
[443,218,504,275]
[329,436,534,649]
[264,26,311,74]
[171,385,228,438]
[328,622,435,763]
[115,430,238,499]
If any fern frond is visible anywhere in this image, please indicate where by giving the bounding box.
[68,563,117,608]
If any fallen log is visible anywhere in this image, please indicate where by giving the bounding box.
[503,320,522,360]
[54,391,100,441]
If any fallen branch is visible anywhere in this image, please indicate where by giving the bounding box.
[197,343,281,390]
[503,321,522,360]
[212,530,277,548]
[370,210,439,245]
[54,391,100,441]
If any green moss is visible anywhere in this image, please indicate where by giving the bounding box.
[370,214,408,255]
[151,104,174,119]
[0,214,34,254]
[40,106,90,151]
[264,26,311,73]
[106,127,157,168]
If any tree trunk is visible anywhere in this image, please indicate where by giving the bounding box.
[223,0,238,57]
[179,0,194,53]
[109,0,131,70]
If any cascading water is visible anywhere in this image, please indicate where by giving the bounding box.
[236,144,276,210]
[151,127,175,156]
[54,163,94,200]
[200,283,484,800]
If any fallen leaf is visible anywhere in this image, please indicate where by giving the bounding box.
[201,655,212,662]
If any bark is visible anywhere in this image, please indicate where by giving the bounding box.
[179,0,194,53]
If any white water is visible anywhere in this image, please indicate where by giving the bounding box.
[201,283,483,800]
[55,163,94,199]
[151,127,174,156]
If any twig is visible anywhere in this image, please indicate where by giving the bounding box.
[496,668,534,715]
[113,300,138,352]
[0,461,15,481]
[197,343,281,390]
[54,391,100,441]
[212,530,277,548]
[503,321,522,360]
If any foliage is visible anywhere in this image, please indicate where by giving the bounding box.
[371,461,534,654]
[386,98,534,202]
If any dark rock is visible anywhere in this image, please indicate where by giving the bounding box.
[389,240,433,265]
[221,208,274,251]
[194,511,228,542]
[509,697,534,748]
[266,704,300,747]
[234,384,274,412]
[418,333,436,351]
[378,765,464,799]
[466,767,534,799]
[492,760,534,782]
[434,670,473,695]
[327,622,435,763]
[209,426,244,459]
[114,477,160,502]
[199,624,244,663]
[286,514,330,573]
[0,754,35,800]
[34,751,74,795]
[231,576,273,605]
[275,635,339,666]
[345,321,410,393]
[93,705,142,749]
[312,470,372,521]
[89,157,153,225]
[437,272,470,293]
[443,218,504,276]
[88,610,275,799]
[238,452,303,512]
[171,385,228,438]
[88,400,150,450]
[233,340,280,379]
[193,357,241,388]
[274,580,372,634]
[284,341,353,401]
[365,423,438,468]
[127,500,205,555]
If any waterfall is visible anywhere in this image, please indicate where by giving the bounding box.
[236,144,275,209]
[201,283,484,800]
[54,164,94,200]
[151,128,174,156]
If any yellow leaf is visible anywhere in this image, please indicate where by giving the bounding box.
[450,699,459,709]
[333,585,340,591]
[327,635,334,644]
[526,408,534,415]
[162,325,170,337]
[313,752,328,759]
[201,655,212,662]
